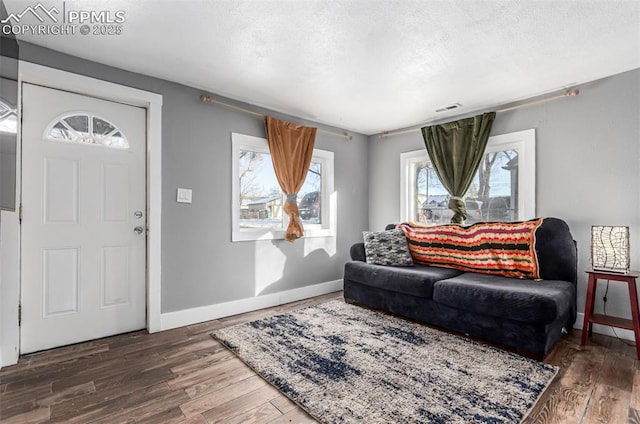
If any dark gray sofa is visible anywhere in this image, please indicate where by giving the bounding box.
[343,218,577,359]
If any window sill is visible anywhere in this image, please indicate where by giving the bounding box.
[232,227,335,242]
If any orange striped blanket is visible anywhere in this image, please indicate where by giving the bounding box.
[399,219,545,279]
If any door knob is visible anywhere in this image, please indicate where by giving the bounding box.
[134,226,144,235]
[134,210,143,219]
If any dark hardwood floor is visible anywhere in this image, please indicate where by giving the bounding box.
[0,291,638,423]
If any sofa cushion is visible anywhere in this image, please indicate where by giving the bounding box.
[363,229,413,266]
[344,261,463,299]
[433,272,576,325]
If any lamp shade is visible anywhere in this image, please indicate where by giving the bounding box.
[591,225,630,273]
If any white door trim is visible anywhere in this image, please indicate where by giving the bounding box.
[0,61,162,366]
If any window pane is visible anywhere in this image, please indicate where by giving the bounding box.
[238,153,324,229]
[469,149,518,222]
[64,115,89,134]
[0,99,17,133]
[411,149,519,224]
[48,121,76,141]
[0,100,9,116]
[299,162,322,225]
[102,131,129,149]
[93,117,116,136]
[239,150,283,229]
[414,162,450,225]
[0,113,17,134]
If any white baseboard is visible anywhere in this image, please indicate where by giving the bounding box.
[574,312,635,341]
[160,279,343,331]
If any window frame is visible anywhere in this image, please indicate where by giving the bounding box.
[400,128,536,223]
[231,132,335,242]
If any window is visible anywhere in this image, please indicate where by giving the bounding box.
[45,113,129,149]
[400,129,535,224]
[232,133,335,241]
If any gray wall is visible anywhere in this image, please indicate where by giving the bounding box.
[17,42,369,313]
[0,148,16,207]
[10,41,640,323]
[368,68,640,319]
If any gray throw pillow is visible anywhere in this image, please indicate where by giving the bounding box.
[363,229,414,266]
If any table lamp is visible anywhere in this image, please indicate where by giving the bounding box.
[591,225,630,273]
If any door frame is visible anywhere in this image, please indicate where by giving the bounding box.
[0,61,162,366]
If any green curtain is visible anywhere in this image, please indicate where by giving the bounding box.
[421,112,496,224]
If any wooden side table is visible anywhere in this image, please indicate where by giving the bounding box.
[581,269,640,359]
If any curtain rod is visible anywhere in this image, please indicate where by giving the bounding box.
[378,88,581,139]
[199,95,353,140]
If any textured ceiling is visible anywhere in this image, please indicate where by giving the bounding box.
[4,0,640,135]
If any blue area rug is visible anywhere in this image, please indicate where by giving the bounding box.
[213,300,557,424]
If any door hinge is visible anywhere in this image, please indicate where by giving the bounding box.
[18,304,22,326]
[19,203,22,224]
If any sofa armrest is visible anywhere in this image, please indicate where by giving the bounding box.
[350,243,366,262]
[534,217,578,284]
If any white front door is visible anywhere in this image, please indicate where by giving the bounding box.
[20,83,147,354]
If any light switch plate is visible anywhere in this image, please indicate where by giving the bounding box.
[177,188,192,204]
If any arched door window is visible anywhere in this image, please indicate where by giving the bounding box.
[45,113,129,149]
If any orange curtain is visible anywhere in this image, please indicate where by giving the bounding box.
[265,116,317,242]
